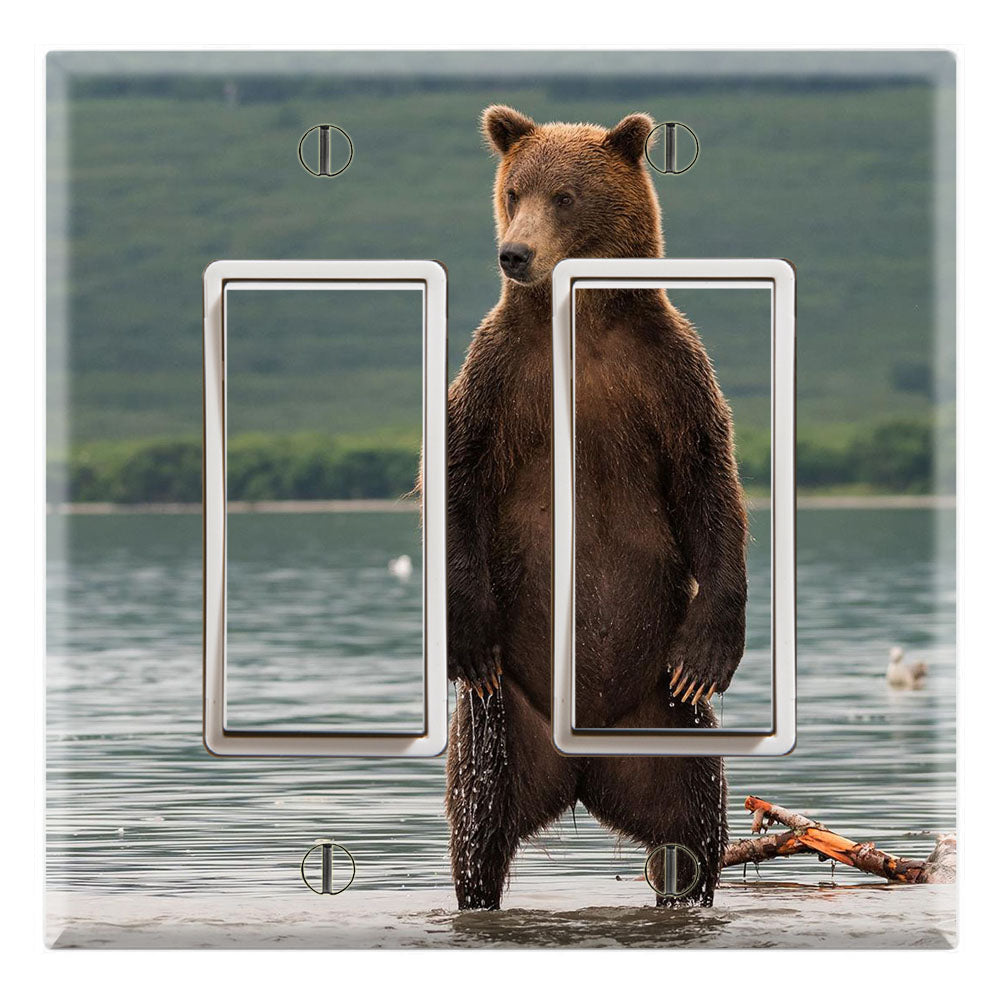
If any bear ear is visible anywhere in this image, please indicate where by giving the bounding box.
[604,113,655,164]
[482,105,537,155]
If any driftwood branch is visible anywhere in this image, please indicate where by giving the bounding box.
[721,830,807,867]
[745,795,828,834]
[721,795,955,884]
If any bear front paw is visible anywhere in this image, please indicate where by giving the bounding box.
[448,641,503,697]
[666,617,744,705]
[668,662,726,705]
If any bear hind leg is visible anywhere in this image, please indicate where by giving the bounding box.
[580,753,727,908]
[446,680,577,910]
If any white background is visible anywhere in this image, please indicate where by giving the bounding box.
[5,6,995,994]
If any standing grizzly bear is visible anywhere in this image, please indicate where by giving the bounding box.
[445,106,747,909]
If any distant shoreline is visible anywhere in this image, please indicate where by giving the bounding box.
[46,496,957,515]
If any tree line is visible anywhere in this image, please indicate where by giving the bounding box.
[49,418,946,505]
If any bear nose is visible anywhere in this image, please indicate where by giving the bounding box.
[499,243,535,279]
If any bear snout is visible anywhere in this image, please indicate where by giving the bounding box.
[499,242,535,282]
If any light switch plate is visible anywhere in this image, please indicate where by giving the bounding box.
[45,50,956,950]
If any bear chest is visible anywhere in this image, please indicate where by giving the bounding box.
[498,349,669,552]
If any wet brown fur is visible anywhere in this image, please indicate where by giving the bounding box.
[443,107,747,909]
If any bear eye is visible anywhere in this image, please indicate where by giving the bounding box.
[554,192,575,208]
[505,190,518,213]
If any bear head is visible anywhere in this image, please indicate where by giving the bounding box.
[482,105,664,286]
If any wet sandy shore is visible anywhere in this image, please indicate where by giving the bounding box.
[47,879,956,949]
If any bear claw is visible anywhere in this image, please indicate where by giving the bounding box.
[462,664,503,701]
[449,640,504,694]
[669,668,716,705]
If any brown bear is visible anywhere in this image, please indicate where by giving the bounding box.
[444,106,748,909]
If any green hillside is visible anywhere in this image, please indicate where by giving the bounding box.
[47,65,954,497]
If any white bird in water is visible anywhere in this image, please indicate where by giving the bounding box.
[388,554,413,580]
[887,646,928,689]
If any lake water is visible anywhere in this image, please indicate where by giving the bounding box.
[45,508,956,948]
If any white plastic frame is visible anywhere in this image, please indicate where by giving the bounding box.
[551,258,796,756]
[202,260,448,756]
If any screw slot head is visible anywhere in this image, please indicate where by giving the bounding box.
[643,843,702,899]
[300,840,357,895]
[298,124,354,178]
[644,122,700,175]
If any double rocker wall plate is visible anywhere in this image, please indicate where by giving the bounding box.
[202,257,796,758]
[47,50,956,950]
